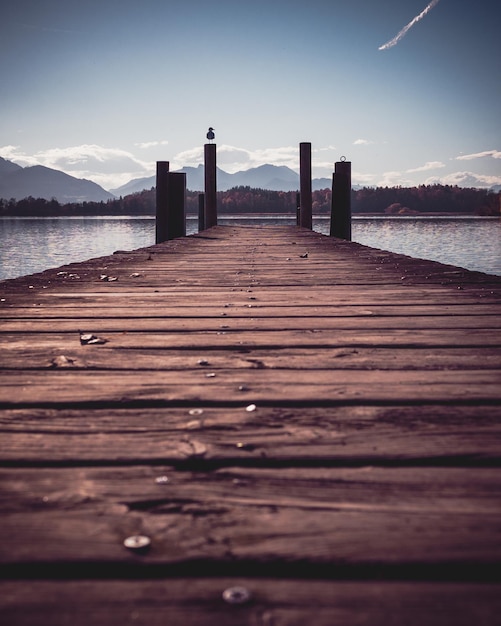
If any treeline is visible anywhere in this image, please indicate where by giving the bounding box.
[354,185,499,215]
[0,191,156,216]
[1,184,499,216]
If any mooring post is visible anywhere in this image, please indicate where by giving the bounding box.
[166,172,187,239]
[156,163,186,243]
[299,142,312,229]
[330,158,352,240]
[155,161,170,244]
[198,193,205,231]
[204,143,217,228]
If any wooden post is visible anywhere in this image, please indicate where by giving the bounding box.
[296,192,301,226]
[330,158,352,240]
[166,172,186,239]
[156,164,186,243]
[299,142,312,229]
[204,143,217,228]
[198,193,205,231]
[155,161,169,244]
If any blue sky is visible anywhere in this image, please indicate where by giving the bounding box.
[1,0,500,191]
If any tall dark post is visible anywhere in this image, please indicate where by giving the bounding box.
[204,143,217,228]
[299,142,312,229]
[330,158,352,240]
[166,172,186,240]
[198,193,205,231]
[156,161,169,244]
[156,163,186,243]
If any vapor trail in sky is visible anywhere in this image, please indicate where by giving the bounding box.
[378,0,441,50]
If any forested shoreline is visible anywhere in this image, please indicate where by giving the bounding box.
[1,184,499,217]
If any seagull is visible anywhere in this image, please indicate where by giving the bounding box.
[206,127,215,143]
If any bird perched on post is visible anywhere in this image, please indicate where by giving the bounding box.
[206,127,215,143]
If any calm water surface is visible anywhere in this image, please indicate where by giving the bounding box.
[1,215,500,281]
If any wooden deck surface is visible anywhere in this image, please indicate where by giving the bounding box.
[1,224,501,625]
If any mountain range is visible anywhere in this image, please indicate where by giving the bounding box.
[2,157,500,203]
[0,158,332,202]
[0,157,115,203]
[111,164,332,196]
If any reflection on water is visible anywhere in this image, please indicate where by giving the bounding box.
[351,217,501,276]
[0,215,500,281]
[0,217,156,281]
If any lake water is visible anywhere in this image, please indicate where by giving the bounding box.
[0,215,500,281]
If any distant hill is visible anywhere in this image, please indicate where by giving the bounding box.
[0,157,23,176]
[111,164,332,195]
[0,157,115,203]
[110,175,156,197]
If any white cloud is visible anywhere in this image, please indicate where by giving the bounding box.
[374,165,501,189]
[315,145,337,152]
[349,166,501,189]
[172,146,205,169]
[0,145,23,161]
[242,146,299,171]
[353,139,373,146]
[456,150,501,161]
[406,161,445,173]
[173,144,300,174]
[135,140,169,149]
[352,171,377,185]
[213,146,254,170]
[377,170,415,187]
[426,171,501,188]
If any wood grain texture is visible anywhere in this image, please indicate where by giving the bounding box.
[2,579,500,626]
[1,225,500,623]
[1,466,500,574]
[0,368,500,406]
[0,405,499,464]
[2,303,500,318]
[3,314,501,332]
[1,346,500,371]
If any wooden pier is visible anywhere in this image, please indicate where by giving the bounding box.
[1,225,501,625]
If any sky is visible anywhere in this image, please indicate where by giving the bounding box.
[1,0,500,191]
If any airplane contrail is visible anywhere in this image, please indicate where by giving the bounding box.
[378,0,441,50]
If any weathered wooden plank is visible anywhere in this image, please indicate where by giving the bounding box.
[0,369,500,406]
[0,466,500,573]
[4,284,499,306]
[1,579,500,626]
[1,346,500,371]
[1,329,500,350]
[5,368,496,386]
[3,242,500,290]
[4,283,496,296]
[3,303,501,319]
[4,274,499,290]
[2,314,501,332]
[0,405,499,464]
